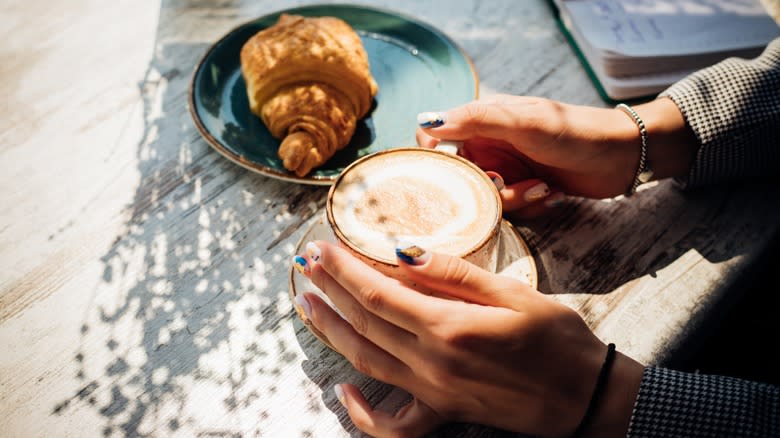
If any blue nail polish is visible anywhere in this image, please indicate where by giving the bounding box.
[306,242,321,262]
[486,171,505,191]
[292,255,309,274]
[544,193,566,208]
[395,243,431,265]
[417,112,446,128]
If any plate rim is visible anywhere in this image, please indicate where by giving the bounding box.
[188,3,480,186]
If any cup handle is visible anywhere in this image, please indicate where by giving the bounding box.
[434,140,463,155]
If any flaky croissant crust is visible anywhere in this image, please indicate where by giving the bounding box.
[240,14,378,176]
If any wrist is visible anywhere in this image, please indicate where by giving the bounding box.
[578,353,644,438]
[564,104,651,198]
[627,98,699,182]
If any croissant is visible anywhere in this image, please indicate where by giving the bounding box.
[240,14,378,176]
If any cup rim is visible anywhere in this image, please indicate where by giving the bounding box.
[326,147,503,266]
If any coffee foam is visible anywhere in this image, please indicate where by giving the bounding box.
[330,150,498,262]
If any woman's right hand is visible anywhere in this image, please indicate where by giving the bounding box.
[297,240,645,438]
[416,95,697,217]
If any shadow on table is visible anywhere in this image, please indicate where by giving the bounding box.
[517,179,780,371]
[676,233,780,383]
[519,180,779,296]
[48,0,332,436]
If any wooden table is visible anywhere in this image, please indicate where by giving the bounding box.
[2,1,779,436]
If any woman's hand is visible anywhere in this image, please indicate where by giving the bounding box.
[294,241,644,437]
[416,95,697,217]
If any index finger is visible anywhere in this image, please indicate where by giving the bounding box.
[311,240,445,333]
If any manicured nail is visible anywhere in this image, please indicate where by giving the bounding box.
[294,293,312,321]
[485,171,505,191]
[305,242,321,263]
[434,140,462,155]
[292,255,310,275]
[417,111,446,128]
[523,182,551,202]
[395,242,431,265]
[334,384,347,407]
[544,192,566,208]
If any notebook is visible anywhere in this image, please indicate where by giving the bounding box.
[550,0,780,101]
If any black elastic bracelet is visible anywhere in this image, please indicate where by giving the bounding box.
[571,343,617,438]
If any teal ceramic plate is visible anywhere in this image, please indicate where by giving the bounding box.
[189,4,478,185]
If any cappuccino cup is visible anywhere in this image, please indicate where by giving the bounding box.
[326,147,502,280]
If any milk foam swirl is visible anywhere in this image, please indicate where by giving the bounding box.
[330,150,498,262]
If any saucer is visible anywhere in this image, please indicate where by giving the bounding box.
[289,214,537,348]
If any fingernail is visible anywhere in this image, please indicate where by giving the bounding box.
[306,241,321,263]
[434,140,462,155]
[395,242,431,265]
[544,192,566,208]
[523,182,551,202]
[417,111,446,128]
[294,293,312,321]
[334,384,347,407]
[292,255,310,275]
[485,171,505,191]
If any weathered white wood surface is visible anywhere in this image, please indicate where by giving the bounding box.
[2,1,779,437]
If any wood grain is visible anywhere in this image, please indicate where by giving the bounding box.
[1,0,778,437]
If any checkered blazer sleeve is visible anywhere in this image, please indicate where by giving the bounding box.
[627,367,780,437]
[659,37,780,189]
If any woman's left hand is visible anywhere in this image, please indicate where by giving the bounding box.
[294,241,644,438]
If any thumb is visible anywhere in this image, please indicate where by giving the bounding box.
[416,101,520,143]
[395,243,533,308]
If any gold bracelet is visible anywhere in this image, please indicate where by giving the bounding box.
[616,103,653,196]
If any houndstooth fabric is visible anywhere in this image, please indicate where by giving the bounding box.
[626,41,780,437]
[660,37,780,189]
[627,367,780,437]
